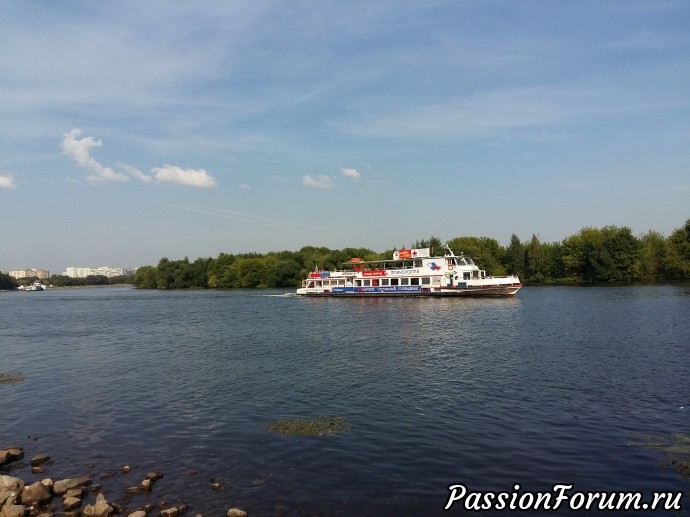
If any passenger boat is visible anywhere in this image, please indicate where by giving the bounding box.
[296,246,522,297]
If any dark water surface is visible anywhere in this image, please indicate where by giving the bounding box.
[1,286,689,515]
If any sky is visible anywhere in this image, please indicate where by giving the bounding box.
[1,1,689,274]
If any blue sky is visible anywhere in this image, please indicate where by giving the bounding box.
[1,1,689,274]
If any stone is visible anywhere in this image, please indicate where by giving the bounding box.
[36,513,56,517]
[64,487,85,499]
[0,504,26,517]
[0,491,18,507]
[53,476,91,495]
[145,471,162,481]
[30,455,50,467]
[227,509,247,517]
[63,496,82,511]
[31,466,45,475]
[20,481,52,505]
[128,512,146,517]
[82,493,113,517]
[0,475,24,493]
[160,508,179,517]
[210,482,221,491]
[139,479,151,492]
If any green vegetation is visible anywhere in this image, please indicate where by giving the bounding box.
[129,219,690,289]
[629,434,690,478]
[0,272,19,290]
[265,415,350,436]
[0,372,26,385]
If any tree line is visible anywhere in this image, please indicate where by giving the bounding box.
[4,220,687,291]
[128,219,690,289]
[0,274,132,290]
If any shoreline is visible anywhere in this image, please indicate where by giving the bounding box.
[0,446,248,517]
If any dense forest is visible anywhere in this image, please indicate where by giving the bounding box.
[3,220,688,291]
[129,219,690,289]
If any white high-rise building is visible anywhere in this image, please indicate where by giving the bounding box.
[63,266,125,278]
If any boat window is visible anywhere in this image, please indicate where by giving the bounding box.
[390,278,399,286]
[411,278,420,285]
[307,281,314,288]
[414,260,422,267]
[355,279,362,286]
[363,279,371,287]
[372,279,379,286]
[463,272,471,280]
[457,258,467,266]
[400,278,409,285]
[422,277,431,285]
[381,279,389,286]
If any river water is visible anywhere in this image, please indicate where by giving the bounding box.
[1,285,689,515]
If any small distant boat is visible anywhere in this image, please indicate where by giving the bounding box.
[19,280,46,291]
[296,246,522,297]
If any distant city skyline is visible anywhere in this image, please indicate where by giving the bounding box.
[2,2,689,275]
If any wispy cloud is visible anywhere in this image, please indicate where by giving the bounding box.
[302,174,336,189]
[341,168,361,180]
[61,129,128,184]
[0,174,15,189]
[169,203,328,232]
[61,129,216,188]
[240,183,251,190]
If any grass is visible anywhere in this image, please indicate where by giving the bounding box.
[265,415,350,436]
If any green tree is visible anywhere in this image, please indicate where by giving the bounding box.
[525,234,545,282]
[0,272,18,290]
[504,234,525,277]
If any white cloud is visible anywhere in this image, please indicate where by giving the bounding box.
[119,163,154,184]
[341,168,361,180]
[61,129,129,184]
[302,174,336,189]
[60,129,216,188]
[0,174,15,189]
[152,165,217,188]
[240,183,251,190]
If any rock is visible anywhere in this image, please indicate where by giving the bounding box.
[36,513,56,517]
[121,465,130,474]
[40,479,53,490]
[0,504,26,517]
[227,509,247,517]
[0,448,24,465]
[30,455,50,467]
[145,471,162,481]
[53,476,91,495]
[90,483,102,492]
[0,475,24,493]
[128,512,146,517]
[63,496,82,511]
[139,479,151,492]
[0,491,18,507]
[31,466,45,475]
[160,508,178,517]
[64,487,85,499]
[82,493,112,517]
[210,482,221,491]
[126,486,139,494]
[20,481,52,505]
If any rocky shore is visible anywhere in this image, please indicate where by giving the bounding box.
[0,447,247,517]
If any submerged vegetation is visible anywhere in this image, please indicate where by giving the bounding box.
[629,434,690,478]
[130,219,690,289]
[265,416,350,437]
[0,372,27,385]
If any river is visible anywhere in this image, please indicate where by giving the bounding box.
[1,285,689,515]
